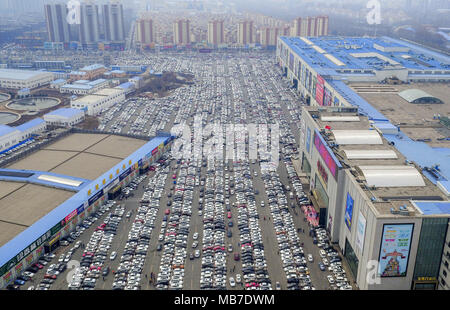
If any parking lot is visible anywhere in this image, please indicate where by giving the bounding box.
[18,52,352,290]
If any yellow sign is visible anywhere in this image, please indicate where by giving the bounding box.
[116,169,120,175]
[102,179,106,185]
[417,277,436,282]
[109,174,113,180]
[128,160,132,165]
[88,189,92,196]
[95,184,99,190]
[123,164,126,169]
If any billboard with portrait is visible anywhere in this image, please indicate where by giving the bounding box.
[378,224,414,277]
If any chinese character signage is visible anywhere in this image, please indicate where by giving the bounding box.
[378,224,414,277]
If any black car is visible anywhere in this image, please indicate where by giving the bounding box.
[156,244,163,251]
[102,267,110,276]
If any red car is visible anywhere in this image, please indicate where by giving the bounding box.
[234,253,240,261]
[165,209,170,215]
[44,274,56,279]
[227,212,232,219]
[172,174,177,179]
[34,263,44,269]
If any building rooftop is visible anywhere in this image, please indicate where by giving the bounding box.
[81,64,105,72]
[15,118,45,132]
[279,36,450,75]
[350,82,450,148]
[44,108,84,118]
[304,106,447,216]
[61,84,93,90]
[94,88,124,96]
[0,69,54,80]
[0,124,17,137]
[0,134,170,266]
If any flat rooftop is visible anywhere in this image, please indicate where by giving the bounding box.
[351,82,450,148]
[305,107,447,216]
[0,133,147,247]
[0,68,53,81]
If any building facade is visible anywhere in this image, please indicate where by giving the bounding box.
[102,3,126,44]
[173,19,190,45]
[44,3,70,43]
[237,20,254,45]
[136,18,156,47]
[207,20,225,46]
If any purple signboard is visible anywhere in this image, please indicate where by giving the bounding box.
[313,130,340,178]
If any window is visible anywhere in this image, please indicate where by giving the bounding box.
[443,270,447,278]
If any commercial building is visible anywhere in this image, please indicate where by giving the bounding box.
[290,16,329,37]
[237,20,254,46]
[0,132,174,288]
[79,64,107,80]
[207,20,225,46]
[0,118,46,153]
[279,36,450,290]
[60,79,109,95]
[136,18,156,47]
[0,69,54,90]
[299,106,449,290]
[44,3,70,43]
[173,19,191,45]
[70,88,125,116]
[44,108,85,127]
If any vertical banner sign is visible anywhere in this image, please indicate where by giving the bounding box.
[378,224,414,277]
[306,127,311,153]
[316,75,325,106]
[344,193,354,230]
[355,211,366,253]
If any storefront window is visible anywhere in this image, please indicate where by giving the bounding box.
[301,153,311,177]
[413,218,448,289]
[344,238,359,279]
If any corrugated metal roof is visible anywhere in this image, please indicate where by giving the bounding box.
[15,118,45,132]
[332,130,383,145]
[44,108,84,118]
[0,125,17,137]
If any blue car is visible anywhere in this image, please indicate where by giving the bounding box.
[228,221,233,227]
[14,279,25,286]
[318,263,326,271]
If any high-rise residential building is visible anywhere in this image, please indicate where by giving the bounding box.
[44,3,70,43]
[79,2,101,45]
[237,20,254,45]
[291,16,328,37]
[260,27,280,47]
[136,18,155,45]
[207,19,225,45]
[173,19,190,45]
[102,2,126,43]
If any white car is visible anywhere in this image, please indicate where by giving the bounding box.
[229,277,236,287]
[327,275,335,284]
[192,241,198,248]
[307,254,314,262]
[235,274,241,283]
[228,244,233,252]
[193,232,199,240]
[110,251,117,260]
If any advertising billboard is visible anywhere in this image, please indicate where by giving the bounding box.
[306,127,311,153]
[313,129,340,178]
[315,75,324,106]
[378,224,414,277]
[355,211,366,253]
[344,193,354,230]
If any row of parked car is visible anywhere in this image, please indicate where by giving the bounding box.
[67,203,125,290]
[156,158,196,290]
[110,175,154,290]
[233,161,272,290]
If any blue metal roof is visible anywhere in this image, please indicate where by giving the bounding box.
[0,135,170,268]
[0,125,17,137]
[413,201,450,216]
[15,118,45,132]
[81,64,105,71]
[117,82,134,89]
[0,169,90,192]
[383,131,450,193]
[61,84,93,90]
[44,108,84,118]
[87,79,107,86]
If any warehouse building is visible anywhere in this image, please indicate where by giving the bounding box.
[299,106,450,290]
[0,69,54,90]
[43,108,85,127]
[70,88,125,116]
[0,119,46,153]
[0,132,174,288]
[60,79,110,95]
